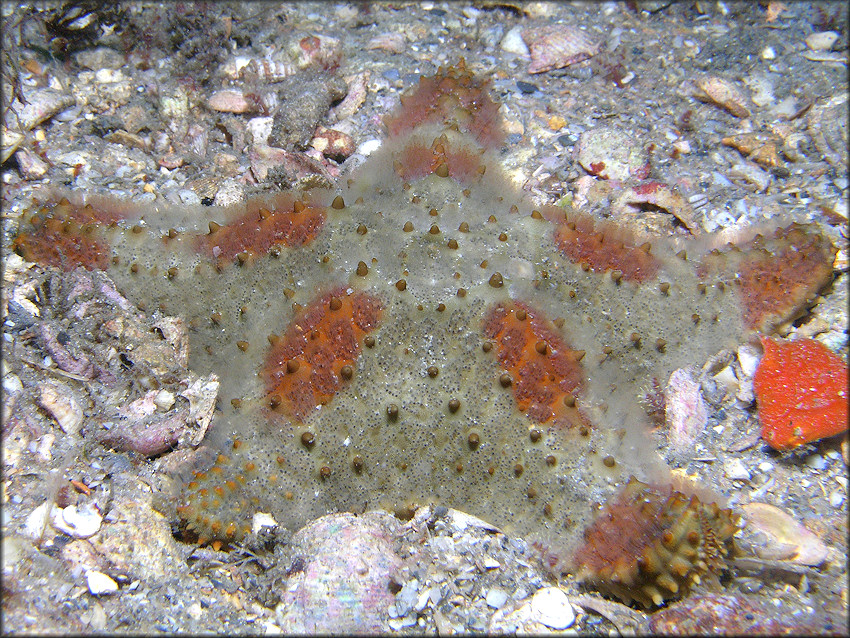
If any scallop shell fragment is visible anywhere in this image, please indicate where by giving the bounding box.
[807,93,848,170]
[522,25,601,74]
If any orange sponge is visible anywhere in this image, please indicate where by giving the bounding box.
[754,336,848,451]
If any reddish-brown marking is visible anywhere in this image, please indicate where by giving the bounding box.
[383,58,504,149]
[736,228,834,330]
[394,137,485,183]
[549,208,659,283]
[11,196,143,271]
[632,181,664,195]
[697,224,835,331]
[195,194,325,263]
[262,287,382,421]
[483,301,589,428]
[13,215,110,271]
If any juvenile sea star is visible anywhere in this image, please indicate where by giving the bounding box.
[12,60,835,579]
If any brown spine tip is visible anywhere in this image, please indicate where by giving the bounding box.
[529,429,541,442]
[319,466,331,479]
[602,455,616,467]
[531,209,543,220]
[429,224,440,235]
[403,221,414,232]
[488,272,504,288]
[535,341,548,355]
[458,221,469,233]
[500,373,513,388]
[659,282,670,294]
[329,296,342,311]
[301,431,315,448]
[514,463,524,477]
[286,360,300,373]
[331,195,345,210]
[356,224,367,235]
[352,455,364,472]
[611,270,623,283]
[236,340,249,351]
[364,335,376,348]
[211,312,223,325]
[655,338,667,352]
[545,455,557,466]
[435,162,449,178]
[457,288,467,298]
[387,404,399,420]
[395,279,407,291]
[447,238,458,249]
[448,398,461,413]
[340,364,353,380]
[293,200,306,214]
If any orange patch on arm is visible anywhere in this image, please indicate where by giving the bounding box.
[483,301,589,428]
[196,194,326,263]
[262,288,383,421]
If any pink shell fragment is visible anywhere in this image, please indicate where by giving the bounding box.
[522,25,601,74]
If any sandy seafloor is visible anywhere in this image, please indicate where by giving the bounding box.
[1,1,848,634]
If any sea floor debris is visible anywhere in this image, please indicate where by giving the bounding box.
[2,2,847,634]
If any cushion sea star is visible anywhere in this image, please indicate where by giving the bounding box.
[11,60,836,572]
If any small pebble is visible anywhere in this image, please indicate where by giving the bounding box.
[53,503,102,538]
[829,491,844,508]
[501,25,530,55]
[178,190,201,206]
[516,80,538,94]
[805,454,827,471]
[530,587,575,630]
[86,570,118,595]
[486,587,509,609]
[760,46,776,60]
[251,512,277,534]
[724,458,751,481]
[153,390,175,411]
[737,344,760,378]
[758,462,774,473]
[805,31,839,52]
